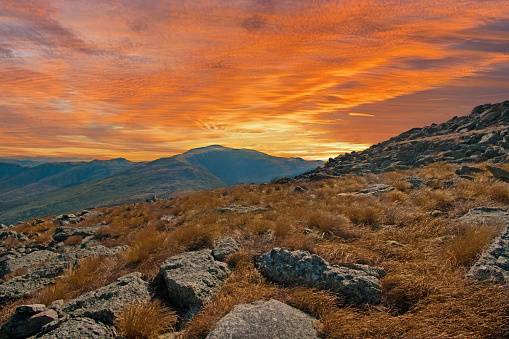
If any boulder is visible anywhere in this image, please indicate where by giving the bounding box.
[455,166,484,176]
[60,272,150,325]
[35,317,115,338]
[205,299,319,339]
[1,250,58,277]
[357,184,394,196]
[0,308,58,339]
[0,246,125,303]
[52,225,102,243]
[486,165,509,182]
[159,249,230,317]
[257,248,382,305]
[212,237,240,261]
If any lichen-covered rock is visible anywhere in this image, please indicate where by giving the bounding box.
[160,249,230,317]
[60,272,150,325]
[33,317,115,338]
[212,237,240,261]
[0,246,125,303]
[205,299,319,339]
[0,308,58,339]
[459,206,509,224]
[0,249,58,277]
[52,225,102,243]
[257,248,382,305]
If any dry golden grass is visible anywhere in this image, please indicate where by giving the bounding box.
[445,223,500,267]
[489,181,509,203]
[122,227,169,266]
[421,162,455,179]
[115,300,177,339]
[64,235,83,246]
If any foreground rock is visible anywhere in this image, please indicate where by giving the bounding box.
[212,237,240,261]
[0,249,58,278]
[60,272,150,325]
[0,246,125,303]
[257,248,382,305]
[160,249,230,317]
[34,317,115,338]
[206,299,319,339]
[0,304,58,339]
[461,207,509,283]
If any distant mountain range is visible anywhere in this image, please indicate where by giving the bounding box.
[0,156,95,167]
[0,146,323,224]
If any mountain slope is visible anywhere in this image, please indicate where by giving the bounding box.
[297,100,509,180]
[0,163,28,181]
[0,158,224,224]
[0,159,137,201]
[175,145,324,185]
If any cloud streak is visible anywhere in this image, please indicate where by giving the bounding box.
[1,0,509,160]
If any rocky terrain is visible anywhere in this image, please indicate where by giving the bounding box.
[295,101,509,180]
[0,101,508,338]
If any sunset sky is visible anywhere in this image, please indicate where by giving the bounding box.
[1,0,509,161]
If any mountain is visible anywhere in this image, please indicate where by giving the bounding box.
[0,158,224,225]
[296,100,509,180]
[175,145,324,185]
[0,156,95,167]
[0,159,137,201]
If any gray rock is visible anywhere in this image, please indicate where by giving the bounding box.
[206,299,319,339]
[160,249,230,317]
[399,177,425,189]
[16,304,46,314]
[52,225,102,243]
[160,215,176,222]
[0,230,28,241]
[60,272,150,325]
[1,250,58,277]
[216,205,267,214]
[486,165,509,182]
[455,165,484,176]
[0,224,7,230]
[459,207,509,224]
[35,317,115,338]
[294,186,308,193]
[0,309,58,338]
[257,248,381,305]
[212,237,240,261]
[357,184,394,196]
[0,246,125,303]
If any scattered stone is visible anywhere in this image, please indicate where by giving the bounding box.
[257,248,382,305]
[160,249,230,317]
[0,224,7,230]
[0,246,125,303]
[357,184,394,196]
[146,195,158,202]
[212,237,240,261]
[16,304,46,314]
[52,225,102,243]
[1,249,58,277]
[160,215,176,222]
[294,186,307,193]
[0,308,58,338]
[0,230,28,241]
[456,165,484,176]
[206,299,319,339]
[216,205,267,214]
[486,165,509,182]
[36,317,115,338]
[60,272,150,325]
[48,299,64,310]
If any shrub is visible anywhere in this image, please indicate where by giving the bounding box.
[115,301,177,339]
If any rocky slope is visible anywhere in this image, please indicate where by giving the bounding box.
[296,100,509,180]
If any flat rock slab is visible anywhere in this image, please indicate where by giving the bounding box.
[257,248,382,305]
[0,246,125,303]
[462,207,509,283]
[60,272,150,325]
[357,184,394,196]
[32,317,115,338]
[205,299,319,339]
[216,205,267,214]
[52,225,103,243]
[160,249,230,317]
[0,250,58,277]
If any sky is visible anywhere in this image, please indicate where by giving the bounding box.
[1,0,509,161]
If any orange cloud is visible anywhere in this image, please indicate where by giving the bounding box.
[1,1,509,160]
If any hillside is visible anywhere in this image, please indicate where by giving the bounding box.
[175,145,324,185]
[297,100,509,180]
[0,158,137,201]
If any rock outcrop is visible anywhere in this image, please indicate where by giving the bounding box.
[60,272,151,325]
[296,101,509,180]
[159,249,230,317]
[0,249,58,277]
[461,207,509,283]
[206,299,319,339]
[52,225,103,243]
[0,246,125,302]
[257,248,382,305]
